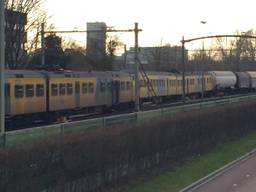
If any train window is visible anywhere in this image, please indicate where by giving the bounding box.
[152,80,156,86]
[140,80,144,86]
[107,82,112,91]
[15,85,24,98]
[121,82,125,91]
[59,83,66,95]
[82,83,88,94]
[25,84,34,97]
[89,83,94,93]
[67,83,73,95]
[100,82,106,92]
[36,84,44,97]
[126,82,131,90]
[51,84,58,96]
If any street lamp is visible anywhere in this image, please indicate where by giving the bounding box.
[0,0,5,134]
[200,21,207,100]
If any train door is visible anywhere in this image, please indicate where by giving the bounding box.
[5,83,10,115]
[112,80,119,105]
[75,81,80,108]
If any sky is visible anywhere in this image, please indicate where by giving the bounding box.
[44,0,256,49]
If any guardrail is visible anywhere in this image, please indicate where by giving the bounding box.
[1,94,256,147]
[179,148,256,192]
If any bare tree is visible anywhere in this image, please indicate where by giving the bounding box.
[213,30,256,71]
[5,0,47,69]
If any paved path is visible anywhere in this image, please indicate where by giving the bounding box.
[193,153,256,192]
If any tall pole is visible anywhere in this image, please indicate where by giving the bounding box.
[134,22,140,111]
[41,23,45,67]
[181,36,186,102]
[201,41,204,100]
[200,21,206,100]
[123,44,127,69]
[0,0,5,134]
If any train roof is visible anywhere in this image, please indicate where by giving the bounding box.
[5,70,46,78]
[208,71,236,76]
[4,70,132,78]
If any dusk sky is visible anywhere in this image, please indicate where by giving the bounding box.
[45,0,256,48]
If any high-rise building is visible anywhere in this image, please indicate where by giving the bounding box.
[86,22,107,62]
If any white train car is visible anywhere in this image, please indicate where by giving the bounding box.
[209,71,237,90]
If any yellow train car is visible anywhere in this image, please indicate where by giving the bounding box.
[204,74,214,92]
[166,73,213,98]
[46,71,113,112]
[5,70,46,116]
[77,75,97,108]
[167,73,178,96]
[185,74,197,94]
[112,72,134,104]
[46,71,77,112]
[139,72,168,100]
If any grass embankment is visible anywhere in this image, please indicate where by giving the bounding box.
[125,131,256,192]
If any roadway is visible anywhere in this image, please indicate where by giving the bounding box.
[193,152,256,192]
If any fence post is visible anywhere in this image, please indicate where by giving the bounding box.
[0,133,5,148]
[103,117,106,127]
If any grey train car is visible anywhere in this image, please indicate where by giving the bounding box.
[235,72,250,90]
[246,71,256,89]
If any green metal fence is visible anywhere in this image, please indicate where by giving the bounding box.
[1,94,256,147]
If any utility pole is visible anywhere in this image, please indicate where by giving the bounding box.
[41,23,45,67]
[123,44,127,69]
[0,0,5,134]
[181,36,185,102]
[201,41,205,100]
[134,22,140,111]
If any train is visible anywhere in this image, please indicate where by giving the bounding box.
[4,69,256,125]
